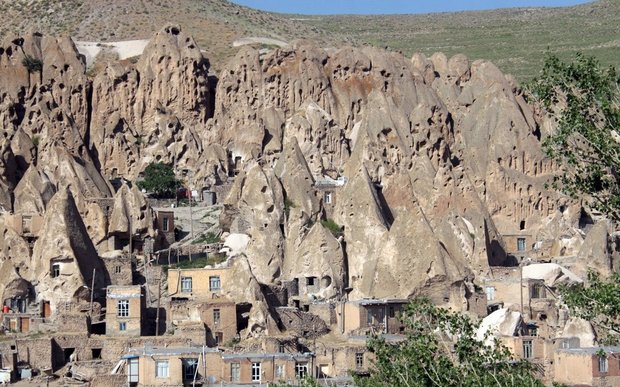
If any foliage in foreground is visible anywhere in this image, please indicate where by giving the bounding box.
[527,53,620,220]
[354,298,543,387]
[137,162,180,199]
[560,270,620,345]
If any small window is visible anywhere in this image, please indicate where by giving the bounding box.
[119,322,127,331]
[599,356,608,373]
[522,340,533,359]
[561,340,571,349]
[162,217,169,232]
[156,360,169,378]
[275,364,285,379]
[231,362,240,382]
[215,332,223,345]
[213,309,221,324]
[181,277,193,293]
[182,358,198,381]
[278,343,285,353]
[51,263,60,278]
[520,220,526,230]
[251,362,261,382]
[517,237,526,252]
[531,283,546,299]
[118,299,129,317]
[324,192,333,204]
[388,306,395,318]
[209,276,221,291]
[485,286,495,301]
[306,277,316,286]
[356,353,364,368]
[295,362,308,379]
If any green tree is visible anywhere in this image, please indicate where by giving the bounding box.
[137,162,180,198]
[354,298,543,387]
[527,53,620,220]
[560,270,620,344]
[22,54,43,73]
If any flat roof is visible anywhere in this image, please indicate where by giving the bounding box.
[126,346,219,357]
[350,299,409,306]
[556,346,620,355]
[221,352,313,361]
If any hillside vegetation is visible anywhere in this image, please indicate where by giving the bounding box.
[0,0,617,81]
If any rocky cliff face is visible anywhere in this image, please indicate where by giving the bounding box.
[0,26,615,325]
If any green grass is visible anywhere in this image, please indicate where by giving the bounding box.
[163,253,227,272]
[321,218,343,238]
[295,0,620,82]
[192,231,220,245]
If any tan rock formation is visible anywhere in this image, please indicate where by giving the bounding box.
[89,24,213,180]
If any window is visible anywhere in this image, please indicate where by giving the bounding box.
[388,306,395,318]
[561,340,571,349]
[356,353,364,368]
[306,277,316,286]
[182,358,198,381]
[119,322,127,331]
[251,362,261,382]
[367,308,384,325]
[599,356,608,373]
[162,217,169,232]
[231,363,240,382]
[155,360,169,378]
[209,276,221,291]
[213,309,221,324]
[324,192,333,204]
[522,340,533,359]
[115,265,122,274]
[215,332,223,345]
[295,362,308,379]
[527,324,538,337]
[531,283,546,299]
[517,237,526,251]
[117,300,129,317]
[278,343,285,353]
[275,364,285,379]
[485,286,495,301]
[181,277,193,293]
[51,263,60,278]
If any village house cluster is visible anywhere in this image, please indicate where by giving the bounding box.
[0,174,614,387]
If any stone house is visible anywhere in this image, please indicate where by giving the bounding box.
[124,345,220,386]
[554,347,620,386]
[106,285,143,336]
[200,297,237,347]
[100,252,134,286]
[220,352,314,384]
[122,344,313,386]
[155,210,175,247]
[168,267,230,299]
[338,299,407,335]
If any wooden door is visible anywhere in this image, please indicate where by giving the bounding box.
[43,301,52,318]
[20,317,29,333]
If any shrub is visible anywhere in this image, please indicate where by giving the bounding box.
[22,54,43,73]
[321,218,343,238]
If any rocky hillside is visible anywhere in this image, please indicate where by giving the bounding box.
[1,24,616,318]
[0,0,340,71]
[0,1,617,79]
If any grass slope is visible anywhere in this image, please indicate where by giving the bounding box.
[0,0,617,81]
[297,0,620,81]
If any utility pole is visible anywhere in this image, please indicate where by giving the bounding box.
[520,264,524,317]
[155,276,162,336]
[89,269,96,317]
[189,185,194,262]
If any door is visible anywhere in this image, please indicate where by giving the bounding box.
[128,358,139,384]
[20,317,29,333]
[43,301,52,318]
